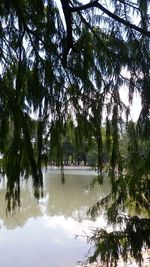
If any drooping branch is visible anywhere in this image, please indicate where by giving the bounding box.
[118,0,140,11]
[60,0,150,67]
[71,0,150,37]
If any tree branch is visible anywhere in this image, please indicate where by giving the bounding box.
[60,0,73,67]
[71,0,150,38]
[118,0,140,11]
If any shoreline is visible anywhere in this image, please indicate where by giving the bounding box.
[46,165,95,170]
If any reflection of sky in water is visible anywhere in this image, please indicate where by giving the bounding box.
[0,169,110,267]
[0,215,107,267]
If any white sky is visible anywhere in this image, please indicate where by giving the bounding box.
[119,86,141,122]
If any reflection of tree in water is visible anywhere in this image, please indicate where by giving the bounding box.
[45,172,110,219]
[0,180,42,229]
[0,171,110,229]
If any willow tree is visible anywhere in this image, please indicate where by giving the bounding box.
[0,0,150,265]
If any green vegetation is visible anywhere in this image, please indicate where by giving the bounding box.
[49,120,108,167]
[0,0,150,265]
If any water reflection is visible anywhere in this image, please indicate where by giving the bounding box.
[0,168,110,267]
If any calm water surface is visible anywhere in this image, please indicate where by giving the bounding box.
[0,168,110,267]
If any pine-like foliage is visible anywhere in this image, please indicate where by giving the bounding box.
[0,0,150,265]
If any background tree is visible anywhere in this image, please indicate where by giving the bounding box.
[0,0,150,265]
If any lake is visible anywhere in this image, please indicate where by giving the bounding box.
[0,168,110,267]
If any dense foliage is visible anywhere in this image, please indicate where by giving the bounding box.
[0,0,150,265]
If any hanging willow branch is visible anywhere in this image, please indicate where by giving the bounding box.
[60,0,150,66]
[71,0,150,37]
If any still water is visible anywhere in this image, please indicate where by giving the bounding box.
[0,168,110,267]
